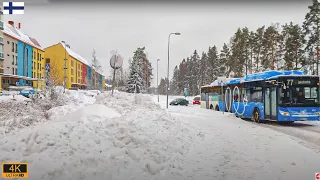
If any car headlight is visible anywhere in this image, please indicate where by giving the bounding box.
[279,110,290,116]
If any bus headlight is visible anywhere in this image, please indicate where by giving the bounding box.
[315,112,320,115]
[279,110,290,116]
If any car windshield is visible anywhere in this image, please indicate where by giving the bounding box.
[194,97,200,100]
[278,86,320,107]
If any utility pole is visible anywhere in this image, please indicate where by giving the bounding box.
[61,41,68,93]
[166,32,181,109]
[157,59,160,102]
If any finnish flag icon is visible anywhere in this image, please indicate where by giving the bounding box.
[3,2,24,15]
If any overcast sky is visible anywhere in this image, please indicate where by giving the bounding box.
[3,1,311,86]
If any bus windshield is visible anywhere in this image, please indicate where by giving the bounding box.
[278,86,320,107]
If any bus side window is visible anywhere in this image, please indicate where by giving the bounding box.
[234,89,239,101]
[246,89,251,102]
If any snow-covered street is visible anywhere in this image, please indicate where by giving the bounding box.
[0,91,320,180]
[153,95,320,180]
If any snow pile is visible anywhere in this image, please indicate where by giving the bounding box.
[0,89,96,133]
[0,92,203,180]
[93,92,204,178]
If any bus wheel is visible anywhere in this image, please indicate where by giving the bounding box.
[252,108,261,123]
[215,106,219,111]
[210,105,213,110]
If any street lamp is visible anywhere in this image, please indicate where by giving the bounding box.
[157,59,160,102]
[166,32,181,109]
[61,41,69,93]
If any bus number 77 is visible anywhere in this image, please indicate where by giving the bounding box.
[287,79,294,86]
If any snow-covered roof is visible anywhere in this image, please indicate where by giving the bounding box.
[59,42,89,66]
[3,23,44,51]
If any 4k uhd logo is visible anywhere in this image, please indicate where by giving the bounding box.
[316,173,320,180]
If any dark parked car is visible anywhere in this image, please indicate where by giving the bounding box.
[170,98,189,106]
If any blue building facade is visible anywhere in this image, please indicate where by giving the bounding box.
[87,66,92,86]
[17,41,33,85]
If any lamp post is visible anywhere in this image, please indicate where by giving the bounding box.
[166,32,181,109]
[61,41,68,93]
[157,59,160,102]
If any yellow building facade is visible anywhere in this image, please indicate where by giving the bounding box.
[32,48,45,89]
[44,42,86,89]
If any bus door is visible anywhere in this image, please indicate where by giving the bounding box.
[206,93,209,109]
[264,86,277,120]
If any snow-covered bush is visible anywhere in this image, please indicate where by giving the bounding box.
[0,100,47,133]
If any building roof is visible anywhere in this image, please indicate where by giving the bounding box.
[3,23,44,51]
[59,42,89,66]
[59,42,104,75]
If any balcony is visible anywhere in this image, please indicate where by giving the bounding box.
[0,21,3,30]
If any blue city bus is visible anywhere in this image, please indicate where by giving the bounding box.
[218,70,320,123]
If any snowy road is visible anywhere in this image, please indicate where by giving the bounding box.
[153,95,320,180]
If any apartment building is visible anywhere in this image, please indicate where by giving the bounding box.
[0,7,4,90]
[2,21,45,90]
[45,42,105,90]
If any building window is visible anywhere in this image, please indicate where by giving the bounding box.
[71,69,74,75]
[12,55,14,65]
[15,44,17,53]
[40,54,42,61]
[78,71,80,77]
[12,42,14,52]
[38,63,40,70]
[71,61,74,67]
[12,67,14,75]
[37,53,39,60]
[34,51,36,59]
[71,77,74,83]
[15,56,17,65]
[15,68,17,75]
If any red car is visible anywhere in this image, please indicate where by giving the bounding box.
[193,96,201,105]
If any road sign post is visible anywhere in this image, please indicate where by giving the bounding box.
[109,51,123,96]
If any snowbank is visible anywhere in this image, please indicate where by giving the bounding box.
[0,92,203,180]
[0,89,96,133]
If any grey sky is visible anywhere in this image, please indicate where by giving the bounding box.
[3,1,310,86]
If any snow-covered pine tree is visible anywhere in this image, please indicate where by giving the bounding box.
[207,46,219,82]
[200,52,208,86]
[178,59,187,94]
[171,65,180,95]
[129,47,153,93]
[218,43,229,77]
[126,57,144,93]
[190,50,200,95]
